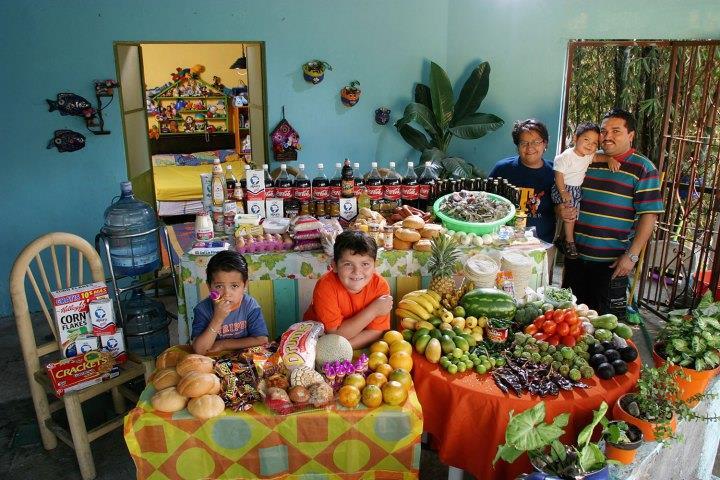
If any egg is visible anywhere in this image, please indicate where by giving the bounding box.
[481,233,494,244]
[235,236,246,253]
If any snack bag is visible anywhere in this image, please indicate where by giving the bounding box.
[496,271,515,297]
[278,321,324,371]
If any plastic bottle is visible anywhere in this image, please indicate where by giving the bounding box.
[294,163,311,215]
[365,162,384,212]
[211,158,226,208]
[122,289,169,357]
[312,163,329,218]
[383,161,402,213]
[417,161,437,212]
[263,164,275,198]
[401,161,419,209]
[274,163,294,200]
[354,162,370,210]
[102,181,160,276]
[225,165,237,201]
[328,162,342,218]
[341,159,355,198]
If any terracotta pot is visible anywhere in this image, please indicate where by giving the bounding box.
[612,393,676,442]
[603,422,643,465]
[653,343,720,403]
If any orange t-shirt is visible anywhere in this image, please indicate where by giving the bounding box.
[303,271,390,332]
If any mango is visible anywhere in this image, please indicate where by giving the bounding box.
[425,338,442,363]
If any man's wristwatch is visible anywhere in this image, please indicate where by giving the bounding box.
[626,252,639,263]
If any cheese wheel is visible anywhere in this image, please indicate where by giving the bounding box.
[402,215,426,230]
[156,348,190,369]
[151,387,188,413]
[151,368,181,391]
[395,228,421,243]
[420,224,443,239]
[176,354,215,377]
[393,237,413,250]
[413,239,432,252]
[187,394,225,419]
[176,372,221,398]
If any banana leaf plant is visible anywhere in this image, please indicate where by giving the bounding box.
[394,61,504,178]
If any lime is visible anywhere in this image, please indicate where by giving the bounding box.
[447,364,458,374]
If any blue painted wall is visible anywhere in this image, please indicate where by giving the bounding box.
[1,0,718,317]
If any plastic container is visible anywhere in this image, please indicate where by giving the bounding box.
[433,192,515,234]
[122,289,169,357]
[102,181,160,276]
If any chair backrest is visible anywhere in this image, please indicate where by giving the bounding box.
[10,232,105,367]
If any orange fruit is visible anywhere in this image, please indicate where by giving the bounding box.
[375,363,394,378]
[389,351,413,372]
[344,373,366,391]
[389,340,413,356]
[338,385,361,408]
[368,351,388,371]
[388,368,413,391]
[366,372,388,388]
[383,330,404,345]
[382,380,408,406]
[370,340,390,355]
[361,384,383,408]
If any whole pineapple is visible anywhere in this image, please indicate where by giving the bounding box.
[427,234,462,309]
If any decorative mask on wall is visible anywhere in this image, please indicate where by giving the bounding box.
[340,80,361,107]
[302,60,332,84]
[375,107,391,125]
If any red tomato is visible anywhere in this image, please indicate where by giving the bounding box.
[544,310,554,321]
[563,311,578,324]
[570,325,582,337]
[542,321,557,335]
[525,324,538,335]
[557,322,570,337]
[547,335,560,346]
[533,332,548,341]
[534,316,546,329]
[553,310,565,322]
[561,335,576,347]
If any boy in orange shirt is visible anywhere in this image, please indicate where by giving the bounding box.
[304,230,393,348]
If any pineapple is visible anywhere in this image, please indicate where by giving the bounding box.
[427,234,462,309]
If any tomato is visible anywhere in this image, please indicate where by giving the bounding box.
[557,322,570,337]
[553,310,565,322]
[533,332,548,341]
[561,335,576,347]
[525,324,538,335]
[562,311,578,325]
[542,321,557,335]
[570,325,582,337]
[534,316,546,329]
[544,310,554,321]
[547,335,560,346]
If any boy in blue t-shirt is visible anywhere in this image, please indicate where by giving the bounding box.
[191,250,269,355]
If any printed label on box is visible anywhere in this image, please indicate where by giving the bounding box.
[50,282,108,358]
[45,350,116,397]
[75,335,99,355]
[101,329,127,364]
[247,200,266,219]
[89,298,116,336]
[339,197,358,223]
[265,198,284,219]
[245,169,266,201]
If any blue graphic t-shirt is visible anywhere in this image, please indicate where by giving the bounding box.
[489,155,556,243]
[191,294,269,340]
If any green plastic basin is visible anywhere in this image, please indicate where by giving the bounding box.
[433,192,515,234]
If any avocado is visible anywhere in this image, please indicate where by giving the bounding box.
[596,362,616,380]
[600,341,614,351]
[590,354,608,368]
[588,343,605,356]
[620,346,638,362]
[604,349,621,363]
[612,359,628,375]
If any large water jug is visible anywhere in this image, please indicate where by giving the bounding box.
[102,181,160,276]
[123,289,169,357]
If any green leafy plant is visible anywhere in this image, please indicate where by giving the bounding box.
[658,291,720,371]
[395,61,504,178]
[303,60,332,73]
[494,401,608,477]
[600,420,632,445]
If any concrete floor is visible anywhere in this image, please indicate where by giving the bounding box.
[0,266,717,480]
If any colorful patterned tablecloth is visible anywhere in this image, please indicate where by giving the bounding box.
[176,243,550,344]
[124,384,423,479]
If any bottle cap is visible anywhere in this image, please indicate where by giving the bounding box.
[335,163,341,168]
[281,164,287,170]
[354,162,360,168]
[299,163,305,169]
[372,162,378,168]
[318,163,324,169]
[389,162,395,168]
[425,161,431,166]
[408,162,414,167]
[263,164,269,170]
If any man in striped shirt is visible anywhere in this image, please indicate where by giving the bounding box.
[561,109,663,318]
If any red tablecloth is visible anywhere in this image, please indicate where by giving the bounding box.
[411,349,640,480]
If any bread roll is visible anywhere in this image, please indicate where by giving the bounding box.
[393,237,413,250]
[176,354,215,376]
[395,228,421,243]
[187,394,225,419]
[420,224,443,239]
[152,368,181,391]
[177,372,221,398]
[402,215,426,230]
[156,348,189,369]
[151,387,188,412]
[413,239,432,252]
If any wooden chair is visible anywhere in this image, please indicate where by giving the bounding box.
[9,232,147,480]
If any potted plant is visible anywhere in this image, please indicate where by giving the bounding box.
[340,80,361,106]
[612,363,718,443]
[494,401,610,479]
[302,60,332,84]
[394,61,504,179]
[600,420,642,465]
[653,291,720,402]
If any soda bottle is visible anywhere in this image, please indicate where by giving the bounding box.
[294,163,311,215]
[383,161,402,213]
[263,164,275,198]
[311,163,329,217]
[211,158,226,208]
[365,162,384,212]
[353,162,363,197]
[274,163,294,200]
[401,161,419,209]
[341,159,355,198]
[225,165,237,201]
[329,162,342,202]
[417,161,437,212]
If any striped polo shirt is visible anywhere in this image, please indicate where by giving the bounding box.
[575,149,663,262]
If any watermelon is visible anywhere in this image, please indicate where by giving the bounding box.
[460,288,516,320]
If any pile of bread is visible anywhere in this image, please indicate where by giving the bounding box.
[150,349,225,419]
[392,214,442,251]
[355,207,387,228]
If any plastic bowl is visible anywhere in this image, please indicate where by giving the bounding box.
[433,192,515,234]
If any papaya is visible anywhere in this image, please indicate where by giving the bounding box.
[614,323,633,340]
[414,334,431,354]
[412,328,430,344]
[591,314,618,331]
[453,336,470,353]
[425,338,442,363]
[440,335,456,355]
[460,333,477,348]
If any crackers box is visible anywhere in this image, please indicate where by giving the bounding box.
[45,351,116,397]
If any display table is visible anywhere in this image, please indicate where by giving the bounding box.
[410,351,641,480]
[172,222,550,344]
[124,384,424,479]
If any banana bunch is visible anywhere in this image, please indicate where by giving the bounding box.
[395,289,440,322]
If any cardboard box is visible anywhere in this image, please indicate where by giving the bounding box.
[100,329,128,364]
[74,335,99,355]
[89,297,116,336]
[45,351,116,397]
[50,282,108,357]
